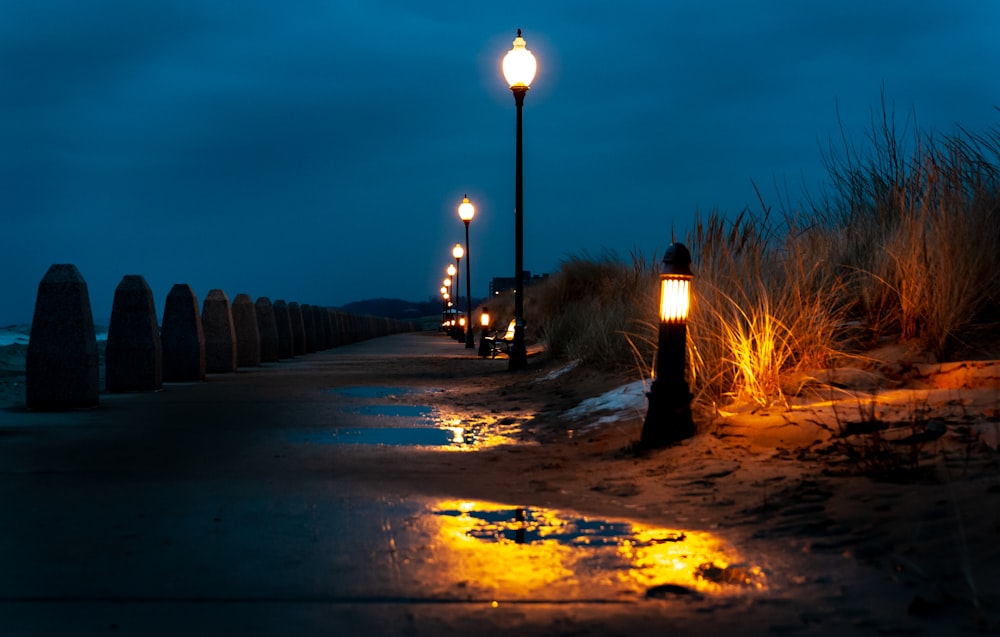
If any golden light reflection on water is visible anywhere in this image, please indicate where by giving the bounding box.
[427,500,766,601]
[431,415,528,451]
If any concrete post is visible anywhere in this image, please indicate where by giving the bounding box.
[272,299,294,359]
[288,302,306,356]
[317,306,332,350]
[106,275,163,392]
[255,297,280,363]
[232,294,261,368]
[26,264,100,409]
[301,303,317,353]
[202,289,236,374]
[161,284,205,382]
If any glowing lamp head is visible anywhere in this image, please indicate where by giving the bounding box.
[480,307,490,327]
[453,243,464,260]
[446,264,457,277]
[459,316,466,327]
[458,195,475,222]
[443,277,452,288]
[503,29,537,89]
[658,242,693,324]
[440,286,447,296]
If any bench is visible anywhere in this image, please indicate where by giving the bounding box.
[481,318,516,359]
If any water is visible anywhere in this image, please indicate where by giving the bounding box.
[425,500,768,599]
[292,385,520,449]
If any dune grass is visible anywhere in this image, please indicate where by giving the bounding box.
[474,106,1000,410]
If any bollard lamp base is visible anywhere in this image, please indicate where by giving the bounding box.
[639,379,694,449]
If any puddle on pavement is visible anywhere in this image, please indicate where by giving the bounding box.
[293,427,476,447]
[426,500,767,599]
[329,386,424,399]
[294,385,523,449]
[343,404,436,421]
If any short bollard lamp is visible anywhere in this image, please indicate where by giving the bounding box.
[478,307,492,357]
[640,242,695,449]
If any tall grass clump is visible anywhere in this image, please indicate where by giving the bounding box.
[531,252,657,371]
[815,103,1000,358]
[686,207,849,408]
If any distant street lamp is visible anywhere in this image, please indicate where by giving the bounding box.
[640,242,696,449]
[502,28,536,371]
[452,244,464,343]
[458,196,476,349]
[443,276,454,337]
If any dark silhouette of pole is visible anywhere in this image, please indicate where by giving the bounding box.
[509,85,528,370]
[463,219,475,348]
[453,252,462,342]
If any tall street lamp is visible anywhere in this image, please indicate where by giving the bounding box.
[446,264,458,339]
[451,246,464,342]
[458,195,476,349]
[640,242,696,449]
[502,28,536,371]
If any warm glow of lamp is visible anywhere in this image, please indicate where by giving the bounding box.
[658,243,693,324]
[480,308,490,327]
[459,316,466,327]
[446,264,457,277]
[503,29,537,88]
[453,243,465,260]
[440,286,447,296]
[458,196,475,222]
[444,277,452,287]
[659,277,691,323]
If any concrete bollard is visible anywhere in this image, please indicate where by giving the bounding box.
[315,306,331,350]
[272,299,294,359]
[255,297,280,363]
[161,284,205,382]
[26,264,100,409]
[231,294,261,368]
[106,275,163,392]
[202,289,236,373]
[288,302,306,356]
[301,303,318,353]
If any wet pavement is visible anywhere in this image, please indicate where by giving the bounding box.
[0,333,871,635]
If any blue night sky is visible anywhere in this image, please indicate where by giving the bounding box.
[2,1,998,324]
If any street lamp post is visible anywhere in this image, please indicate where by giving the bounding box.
[451,244,464,342]
[458,196,476,349]
[445,268,456,338]
[502,28,536,371]
[640,242,696,449]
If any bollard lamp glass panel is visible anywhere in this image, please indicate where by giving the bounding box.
[503,30,536,88]
[480,309,490,327]
[659,276,691,324]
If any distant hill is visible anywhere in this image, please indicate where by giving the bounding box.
[338,297,446,320]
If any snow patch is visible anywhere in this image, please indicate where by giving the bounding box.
[563,379,648,428]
